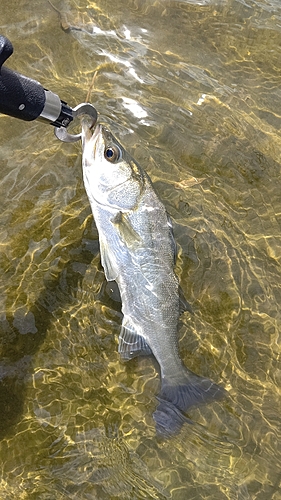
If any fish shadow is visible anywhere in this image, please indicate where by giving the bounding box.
[0,223,100,440]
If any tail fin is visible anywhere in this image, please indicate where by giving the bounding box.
[153,372,227,435]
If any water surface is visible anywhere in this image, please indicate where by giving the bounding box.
[0,0,280,498]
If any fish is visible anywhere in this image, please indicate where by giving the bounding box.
[81,121,226,434]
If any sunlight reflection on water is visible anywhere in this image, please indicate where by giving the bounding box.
[0,0,281,498]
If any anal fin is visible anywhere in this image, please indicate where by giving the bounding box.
[118,319,152,360]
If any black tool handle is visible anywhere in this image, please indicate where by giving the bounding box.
[0,35,73,127]
[0,65,46,121]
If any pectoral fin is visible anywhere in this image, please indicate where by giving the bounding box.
[111,212,141,249]
[118,318,152,360]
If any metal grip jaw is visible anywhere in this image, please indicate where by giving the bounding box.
[54,103,97,142]
[39,90,73,128]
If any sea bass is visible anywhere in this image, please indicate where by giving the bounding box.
[81,122,226,434]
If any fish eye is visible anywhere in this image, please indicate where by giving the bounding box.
[104,145,121,163]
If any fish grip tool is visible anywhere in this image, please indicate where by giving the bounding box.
[0,34,97,142]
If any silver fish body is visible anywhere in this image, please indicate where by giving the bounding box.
[82,122,225,434]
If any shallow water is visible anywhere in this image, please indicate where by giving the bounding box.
[0,0,281,498]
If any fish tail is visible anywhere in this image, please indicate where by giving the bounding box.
[153,371,226,435]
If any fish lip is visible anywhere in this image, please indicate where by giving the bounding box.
[87,122,102,159]
[91,122,102,141]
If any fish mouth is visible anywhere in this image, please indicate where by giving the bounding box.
[91,122,102,141]
[90,123,102,158]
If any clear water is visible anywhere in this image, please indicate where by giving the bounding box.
[0,0,280,498]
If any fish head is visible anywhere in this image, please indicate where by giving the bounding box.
[82,121,144,210]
